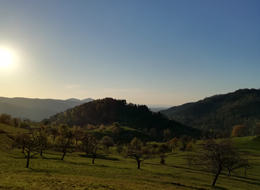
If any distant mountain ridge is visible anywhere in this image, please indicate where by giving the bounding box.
[161,89,260,133]
[0,97,94,121]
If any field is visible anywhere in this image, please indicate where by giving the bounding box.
[1,124,260,190]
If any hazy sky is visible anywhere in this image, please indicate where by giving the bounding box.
[0,0,259,107]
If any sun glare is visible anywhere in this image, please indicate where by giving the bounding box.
[0,49,14,68]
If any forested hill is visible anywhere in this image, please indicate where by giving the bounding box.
[161,89,260,133]
[47,98,200,138]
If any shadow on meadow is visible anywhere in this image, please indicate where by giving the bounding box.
[78,153,120,161]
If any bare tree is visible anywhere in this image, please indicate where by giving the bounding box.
[196,139,248,186]
[15,128,41,168]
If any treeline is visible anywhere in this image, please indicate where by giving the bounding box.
[46,98,201,138]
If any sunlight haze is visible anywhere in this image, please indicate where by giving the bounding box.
[0,0,259,107]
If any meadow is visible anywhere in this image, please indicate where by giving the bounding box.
[1,124,260,190]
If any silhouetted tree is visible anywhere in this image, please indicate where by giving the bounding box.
[196,139,248,186]
[124,138,153,169]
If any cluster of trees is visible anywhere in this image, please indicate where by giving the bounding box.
[0,113,21,127]
[10,123,199,169]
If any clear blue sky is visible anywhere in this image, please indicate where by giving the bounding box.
[0,0,259,107]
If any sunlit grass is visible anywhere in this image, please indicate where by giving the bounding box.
[1,125,260,189]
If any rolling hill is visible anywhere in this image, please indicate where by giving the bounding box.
[47,98,201,138]
[161,88,260,133]
[0,97,94,121]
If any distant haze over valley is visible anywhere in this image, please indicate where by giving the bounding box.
[0,97,94,121]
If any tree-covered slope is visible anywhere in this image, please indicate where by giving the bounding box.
[161,89,260,132]
[47,98,200,138]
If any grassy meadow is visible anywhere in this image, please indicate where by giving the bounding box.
[1,124,260,190]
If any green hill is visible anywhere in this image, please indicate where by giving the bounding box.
[46,98,201,138]
[161,89,260,133]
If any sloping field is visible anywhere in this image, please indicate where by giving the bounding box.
[1,126,260,190]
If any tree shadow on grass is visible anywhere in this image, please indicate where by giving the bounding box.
[78,154,120,161]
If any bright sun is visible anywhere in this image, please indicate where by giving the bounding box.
[0,49,14,68]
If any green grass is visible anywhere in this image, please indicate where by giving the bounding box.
[1,129,260,189]
[0,123,27,134]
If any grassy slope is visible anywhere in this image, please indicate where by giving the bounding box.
[1,126,260,190]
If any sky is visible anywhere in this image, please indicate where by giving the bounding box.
[0,0,259,107]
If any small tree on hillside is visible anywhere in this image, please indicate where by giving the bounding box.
[56,124,74,160]
[179,135,192,150]
[167,137,179,152]
[80,133,99,164]
[0,113,12,125]
[111,127,120,142]
[50,126,59,143]
[163,129,173,142]
[157,143,169,164]
[124,137,153,169]
[12,117,21,127]
[15,128,41,168]
[37,124,49,157]
[101,136,114,153]
[231,125,247,137]
[196,139,248,186]
[72,125,84,146]
[116,140,124,155]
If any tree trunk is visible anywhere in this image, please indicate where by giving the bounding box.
[26,151,30,168]
[137,160,141,169]
[92,154,96,164]
[40,149,43,157]
[227,170,231,177]
[61,149,66,160]
[212,165,222,186]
